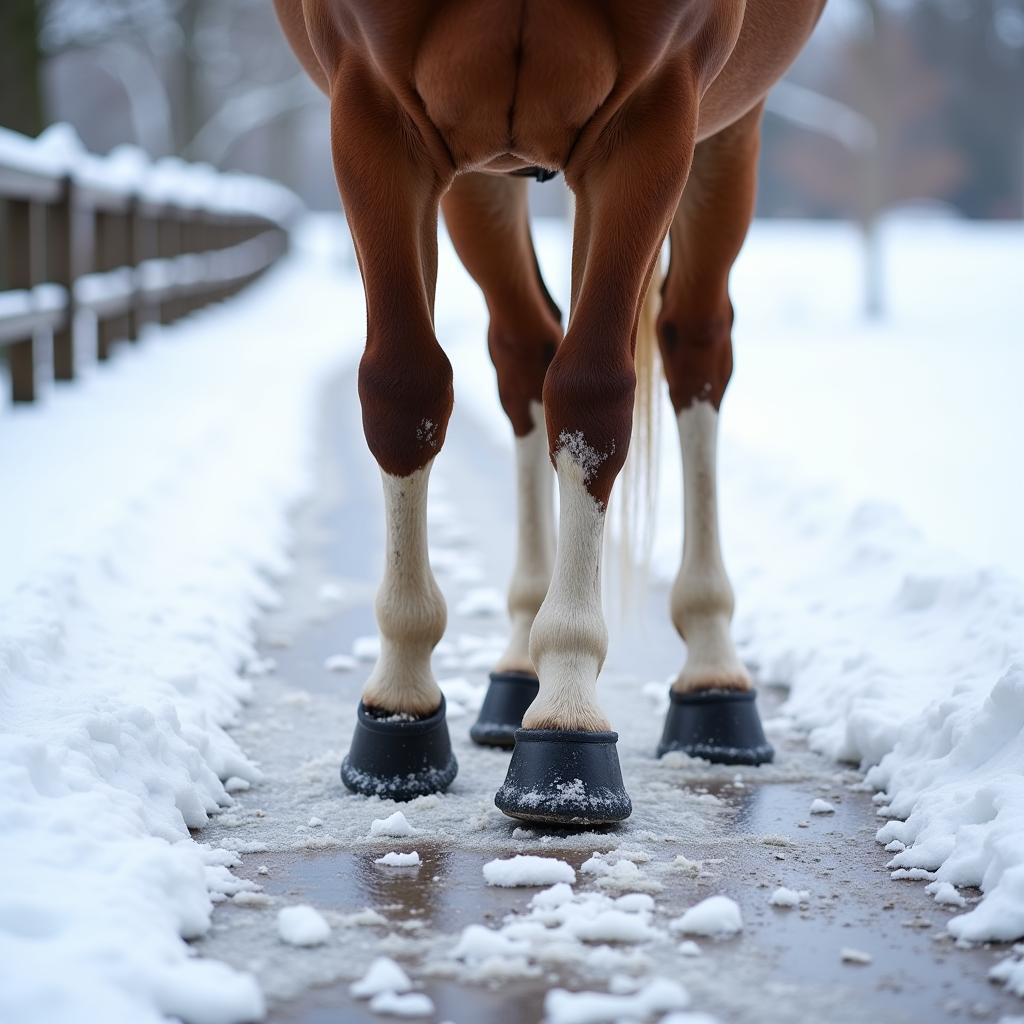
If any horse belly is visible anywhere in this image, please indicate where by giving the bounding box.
[414,0,616,171]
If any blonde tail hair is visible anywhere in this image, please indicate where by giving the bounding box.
[608,248,664,613]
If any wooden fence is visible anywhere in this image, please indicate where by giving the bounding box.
[0,130,296,405]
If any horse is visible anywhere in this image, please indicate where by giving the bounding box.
[273,0,826,825]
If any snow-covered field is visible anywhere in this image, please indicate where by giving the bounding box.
[1,211,1022,1021]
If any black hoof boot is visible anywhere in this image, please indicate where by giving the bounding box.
[470,671,539,748]
[657,688,774,765]
[495,729,632,825]
[341,696,458,800]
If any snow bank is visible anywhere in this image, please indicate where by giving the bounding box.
[277,906,331,947]
[483,855,576,887]
[0,218,356,1023]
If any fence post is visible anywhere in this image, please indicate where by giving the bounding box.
[49,175,75,381]
[7,199,39,402]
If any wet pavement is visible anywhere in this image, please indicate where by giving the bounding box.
[193,370,1021,1024]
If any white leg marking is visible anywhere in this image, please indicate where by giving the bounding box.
[362,463,446,716]
[496,401,555,674]
[525,452,612,732]
[672,401,751,693]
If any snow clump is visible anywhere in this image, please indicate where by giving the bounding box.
[483,855,576,887]
[669,896,743,937]
[370,811,418,838]
[277,905,331,947]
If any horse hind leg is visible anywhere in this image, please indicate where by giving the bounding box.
[655,103,773,766]
[441,173,561,748]
[331,64,458,799]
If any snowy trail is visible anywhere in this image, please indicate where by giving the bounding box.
[4,215,1022,1022]
[194,367,1021,1023]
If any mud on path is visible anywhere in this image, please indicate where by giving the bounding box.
[193,371,1019,1024]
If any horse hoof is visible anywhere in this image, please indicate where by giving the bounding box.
[341,696,458,799]
[657,688,774,765]
[469,671,540,748]
[495,728,632,825]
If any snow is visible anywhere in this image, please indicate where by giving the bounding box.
[809,799,836,815]
[991,949,1024,997]
[668,897,743,938]
[353,635,382,661]
[769,887,810,909]
[436,217,1024,945]
[277,905,331,947]
[483,855,577,887]
[368,991,435,1018]
[0,218,351,1022]
[375,851,422,867]
[677,940,702,957]
[544,978,689,1024]
[455,586,505,617]
[350,957,412,998]
[370,812,419,838]
[323,653,357,672]
[840,948,873,965]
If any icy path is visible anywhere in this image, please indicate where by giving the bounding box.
[194,370,1022,1023]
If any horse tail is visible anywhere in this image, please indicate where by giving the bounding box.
[609,251,663,607]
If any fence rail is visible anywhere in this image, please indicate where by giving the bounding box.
[0,126,299,404]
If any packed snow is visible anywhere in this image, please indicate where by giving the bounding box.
[277,905,331,947]
[483,855,577,887]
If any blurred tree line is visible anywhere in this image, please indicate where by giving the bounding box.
[1,0,1022,220]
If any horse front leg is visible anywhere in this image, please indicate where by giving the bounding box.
[442,173,561,748]
[496,68,698,825]
[331,62,458,800]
